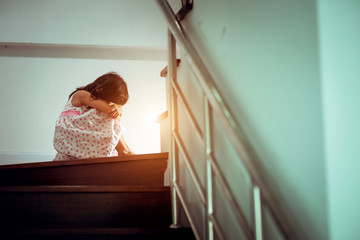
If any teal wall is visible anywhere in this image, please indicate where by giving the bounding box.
[317,1,360,239]
[176,0,327,239]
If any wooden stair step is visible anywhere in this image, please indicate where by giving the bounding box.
[0,153,168,186]
[0,227,195,240]
[0,185,171,229]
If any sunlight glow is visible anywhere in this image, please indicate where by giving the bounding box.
[122,107,164,155]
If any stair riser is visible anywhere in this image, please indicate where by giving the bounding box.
[1,232,193,240]
[0,159,167,186]
[0,191,171,229]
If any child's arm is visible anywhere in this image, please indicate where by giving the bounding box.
[72,90,120,118]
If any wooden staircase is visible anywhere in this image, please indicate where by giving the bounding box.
[0,153,195,240]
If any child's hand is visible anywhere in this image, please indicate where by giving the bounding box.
[107,108,119,119]
[107,103,123,119]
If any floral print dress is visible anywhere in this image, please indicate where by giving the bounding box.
[53,95,122,160]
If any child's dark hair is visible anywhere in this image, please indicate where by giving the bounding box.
[70,72,129,105]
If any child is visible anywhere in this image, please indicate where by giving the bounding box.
[53,72,134,161]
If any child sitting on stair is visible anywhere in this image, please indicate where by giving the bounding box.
[53,72,134,161]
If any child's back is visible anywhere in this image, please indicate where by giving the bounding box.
[53,72,129,161]
[53,94,122,160]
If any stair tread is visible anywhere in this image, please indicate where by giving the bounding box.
[0,153,169,186]
[2,227,193,235]
[0,153,169,170]
[0,153,189,240]
[0,185,170,192]
[1,228,196,240]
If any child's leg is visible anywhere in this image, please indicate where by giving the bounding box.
[116,134,135,155]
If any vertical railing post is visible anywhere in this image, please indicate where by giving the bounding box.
[253,185,263,240]
[168,30,180,229]
[205,95,214,240]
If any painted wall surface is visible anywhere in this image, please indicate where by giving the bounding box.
[0,0,168,164]
[178,0,327,239]
[0,0,167,47]
[317,1,360,239]
[0,57,166,161]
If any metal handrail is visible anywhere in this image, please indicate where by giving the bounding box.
[171,80,204,146]
[173,181,202,240]
[210,154,253,239]
[173,131,206,203]
[156,0,304,239]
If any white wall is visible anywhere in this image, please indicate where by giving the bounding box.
[176,0,327,239]
[0,0,167,47]
[317,1,360,239]
[0,0,168,164]
[0,57,167,161]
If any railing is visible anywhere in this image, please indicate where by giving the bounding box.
[156,0,304,239]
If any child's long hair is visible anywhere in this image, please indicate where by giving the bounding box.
[69,72,129,105]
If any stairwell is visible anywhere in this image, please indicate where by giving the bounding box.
[0,153,195,240]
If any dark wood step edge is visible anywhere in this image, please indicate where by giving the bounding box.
[0,152,169,170]
[0,227,194,236]
[0,185,170,193]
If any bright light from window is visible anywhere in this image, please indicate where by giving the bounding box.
[121,106,165,155]
[110,61,167,155]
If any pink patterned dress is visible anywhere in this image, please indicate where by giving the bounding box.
[53,96,122,161]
